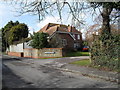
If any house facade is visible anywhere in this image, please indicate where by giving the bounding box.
[38,23,82,50]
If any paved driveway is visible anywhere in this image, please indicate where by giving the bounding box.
[2,55,118,88]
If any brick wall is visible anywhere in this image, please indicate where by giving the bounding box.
[59,33,74,49]
[8,52,23,57]
[24,48,63,58]
[50,33,74,50]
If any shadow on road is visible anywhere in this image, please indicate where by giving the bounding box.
[2,55,32,62]
[2,64,37,89]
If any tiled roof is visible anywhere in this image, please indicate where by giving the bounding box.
[46,26,58,35]
[38,23,82,35]
[70,27,82,34]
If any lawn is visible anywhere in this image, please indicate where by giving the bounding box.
[66,51,89,57]
[70,59,91,66]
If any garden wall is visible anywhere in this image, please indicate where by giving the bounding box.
[9,43,24,52]
[24,48,63,58]
[8,42,32,53]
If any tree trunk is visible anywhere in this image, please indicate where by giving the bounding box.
[101,5,113,34]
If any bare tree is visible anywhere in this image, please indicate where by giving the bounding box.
[3,0,92,28]
[90,2,120,34]
[3,0,120,34]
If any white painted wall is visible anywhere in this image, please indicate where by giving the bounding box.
[24,41,32,49]
[9,41,32,52]
[10,43,23,52]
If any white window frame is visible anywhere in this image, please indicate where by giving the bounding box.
[78,35,80,39]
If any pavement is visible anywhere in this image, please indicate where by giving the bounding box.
[2,55,119,88]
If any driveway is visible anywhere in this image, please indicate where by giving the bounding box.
[2,55,118,88]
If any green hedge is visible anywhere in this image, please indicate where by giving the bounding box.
[90,34,120,71]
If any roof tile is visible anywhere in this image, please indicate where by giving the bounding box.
[38,23,82,35]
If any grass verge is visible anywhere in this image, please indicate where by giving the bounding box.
[70,59,119,72]
[66,51,89,57]
[70,59,91,66]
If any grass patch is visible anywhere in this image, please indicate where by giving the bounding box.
[70,59,119,72]
[38,57,62,59]
[70,59,91,66]
[66,51,89,57]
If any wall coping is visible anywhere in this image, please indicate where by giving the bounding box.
[24,48,63,50]
[24,56,61,58]
[8,52,23,53]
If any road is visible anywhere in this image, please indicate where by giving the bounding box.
[2,55,118,88]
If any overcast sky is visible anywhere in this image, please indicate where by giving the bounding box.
[0,1,99,38]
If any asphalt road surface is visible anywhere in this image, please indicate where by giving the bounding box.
[2,55,118,89]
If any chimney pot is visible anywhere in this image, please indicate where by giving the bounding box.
[68,25,72,32]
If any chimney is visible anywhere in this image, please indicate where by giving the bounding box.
[68,25,72,32]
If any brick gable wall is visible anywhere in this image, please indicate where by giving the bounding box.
[59,33,74,49]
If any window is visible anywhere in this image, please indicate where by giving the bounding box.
[74,43,77,48]
[62,39,67,46]
[74,43,80,48]
[78,35,80,39]
[96,32,98,35]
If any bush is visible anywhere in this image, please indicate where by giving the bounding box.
[90,33,120,71]
[30,32,49,49]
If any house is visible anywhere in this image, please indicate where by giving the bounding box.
[38,23,82,50]
[86,24,120,47]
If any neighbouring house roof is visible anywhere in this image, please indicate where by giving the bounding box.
[38,23,82,35]
[86,24,120,37]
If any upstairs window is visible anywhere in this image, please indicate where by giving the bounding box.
[78,35,80,39]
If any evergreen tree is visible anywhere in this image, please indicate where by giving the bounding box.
[30,32,49,49]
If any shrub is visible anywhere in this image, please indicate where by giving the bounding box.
[90,33,120,71]
[29,32,49,49]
